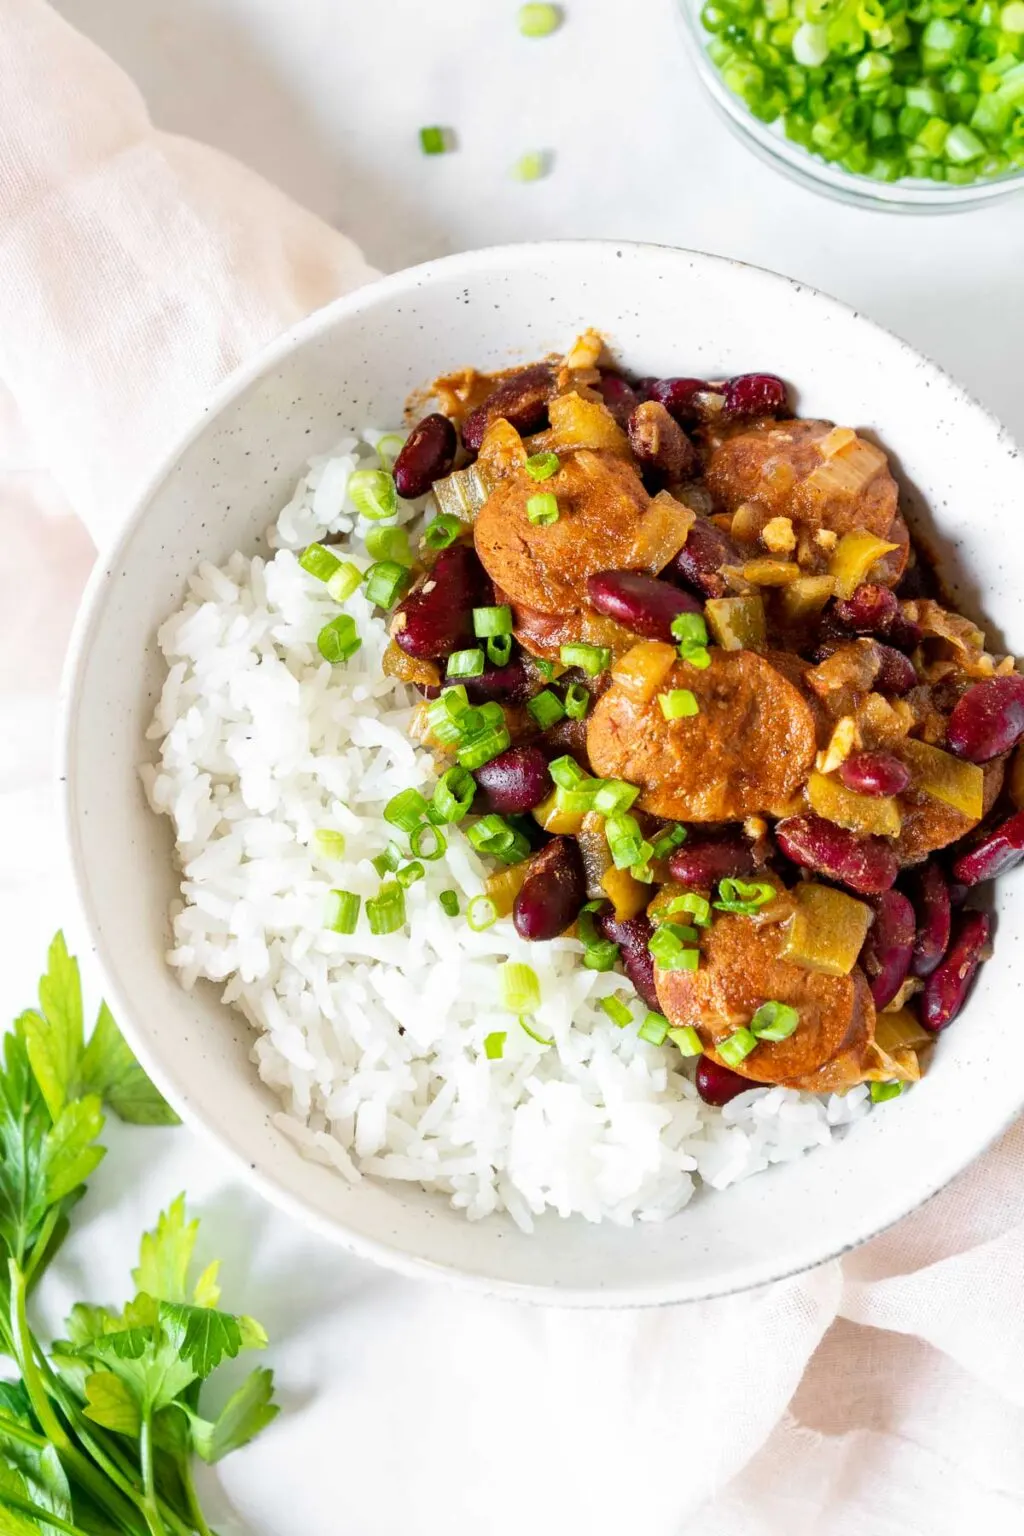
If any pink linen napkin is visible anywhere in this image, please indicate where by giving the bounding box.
[1,2,1022,1531]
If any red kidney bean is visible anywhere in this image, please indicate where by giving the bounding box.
[920,910,991,1032]
[839,750,912,798]
[597,370,640,429]
[775,815,899,894]
[667,516,740,600]
[722,373,789,419]
[646,377,709,424]
[833,583,899,635]
[473,745,552,815]
[668,832,755,887]
[461,364,554,452]
[586,570,702,642]
[885,611,924,652]
[393,543,492,659]
[946,675,1024,763]
[951,809,1024,886]
[513,837,586,942]
[598,912,659,1011]
[874,643,917,696]
[908,861,952,979]
[696,1056,752,1106]
[540,715,591,768]
[392,413,457,499]
[464,657,534,705]
[861,889,916,1011]
[627,402,698,482]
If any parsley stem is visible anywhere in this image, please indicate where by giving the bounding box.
[0,1486,91,1535]
[181,1462,217,1536]
[0,1407,48,1449]
[140,1410,170,1536]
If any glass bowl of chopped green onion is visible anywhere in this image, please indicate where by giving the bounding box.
[676,0,1024,210]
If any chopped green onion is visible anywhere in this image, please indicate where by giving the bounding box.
[419,125,450,156]
[440,889,460,917]
[484,1031,507,1060]
[374,432,405,466]
[410,822,447,861]
[551,785,597,818]
[527,492,559,526]
[300,542,342,582]
[317,614,361,664]
[548,755,586,790]
[750,1000,800,1041]
[512,151,550,183]
[398,860,425,888]
[327,561,365,601]
[630,860,656,885]
[659,689,699,720]
[671,613,708,648]
[714,878,776,915]
[518,3,562,38]
[501,961,541,1014]
[364,560,411,608]
[349,468,398,522]
[423,514,463,551]
[519,1017,555,1047]
[384,787,429,834]
[600,996,634,1028]
[366,881,406,935]
[467,814,531,864]
[371,842,403,878]
[432,766,476,824]
[525,451,560,481]
[559,684,588,722]
[870,1079,906,1103]
[365,525,413,565]
[424,685,471,746]
[533,659,556,681]
[466,894,498,931]
[447,647,486,680]
[605,812,653,871]
[717,1027,758,1067]
[668,1025,703,1058]
[456,721,511,770]
[681,645,711,670]
[577,907,619,972]
[487,633,513,667]
[638,1011,670,1046]
[560,644,610,676]
[527,688,566,729]
[651,824,687,860]
[663,892,711,928]
[474,605,514,637]
[648,922,701,971]
[314,829,347,860]
[325,889,360,934]
[593,779,640,815]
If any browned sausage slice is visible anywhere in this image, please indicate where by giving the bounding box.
[655,909,876,1085]
[586,650,818,821]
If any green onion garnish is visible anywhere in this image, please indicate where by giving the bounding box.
[668,1025,703,1058]
[548,755,586,790]
[300,542,342,582]
[559,644,610,676]
[512,151,550,182]
[527,492,559,526]
[525,451,560,481]
[563,683,590,720]
[384,787,429,834]
[717,1028,757,1068]
[671,611,711,669]
[750,1001,800,1041]
[484,1031,507,1060]
[648,922,700,971]
[371,842,403,878]
[432,765,476,824]
[714,878,776,915]
[466,894,498,931]
[638,1012,670,1046]
[349,468,398,522]
[870,1080,906,1103]
[534,658,556,681]
[577,907,619,972]
[398,860,425,888]
[424,685,472,746]
[374,432,405,466]
[519,3,562,38]
[447,647,486,680]
[314,829,347,860]
[467,814,532,865]
[419,125,449,156]
[600,996,633,1028]
[651,824,687,860]
[364,560,411,609]
[423,514,463,551]
[605,812,653,872]
[457,720,512,771]
[659,689,699,720]
[474,605,514,637]
[501,962,541,1015]
[519,1017,555,1047]
[325,889,360,934]
[366,881,406,935]
[410,822,447,861]
[487,634,513,667]
[662,892,711,928]
[440,889,460,917]
[327,561,365,601]
[527,688,566,729]
[593,779,640,815]
[317,614,361,665]
[365,524,413,565]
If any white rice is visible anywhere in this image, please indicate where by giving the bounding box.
[143,431,871,1230]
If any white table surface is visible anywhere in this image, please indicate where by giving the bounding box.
[15,1,1024,1531]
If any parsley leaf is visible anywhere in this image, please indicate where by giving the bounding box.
[131,1196,198,1305]
[187,1368,279,1464]
[79,1005,179,1128]
[18,933,84,1124]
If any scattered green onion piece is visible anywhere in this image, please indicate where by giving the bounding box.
[870,1079,906,1103]
[327,561,365,601]
[750,1000,800,1041]
[638,1012,670,1046]
[548,755,586,790]
[534,659,556,681]
[440,889,460,917]
[717,1027,758,1067]
[484,1031,507,1061]
[371,842,403,878]
[518,1017,554,1047]
[314,829,347,860]
[605,812,652,872]
[466,894,498,931]
[384,787,429,834]
[648,923,701,971]
[519,3,562,38]
[398,860,425,888]
[512,151,550,183]
[423,513,463,551]
[527,492,560,526]
[366,881,406,936]
[364,560,411,609]
[527,689,566,729]
[501,962,541,1015]
[487,633,513,667]
[630,860,656,885]
[600,996,634,1029]
[447,647,486,680]
[374,432,405,466]
[456,722,511,771]
[325,889,360,934]
[468,814,521,859]
[432,766,476,824]
[317,614,361,665]
[365,524,413,565]
[300,542,342,582]
[714,878,777,915]
[651,824,687,860]
[419,125,449,156]
[410,822,447,861]
[560,643,610,676]
[668,1025,703,1058]
[553,785,599,818]
[593,779,640,815]
[577,907,619,972]
[474,605,514,637]
[563,683,590,720]
[525,451,561,481]
[671,613,708,648]
[659,689,699,720]
[424,685,471,745]
[681,645,711,671]
[348,468,398,521]
[663,892,711,928]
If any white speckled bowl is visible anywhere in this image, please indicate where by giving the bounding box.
[61,242,1024,1305]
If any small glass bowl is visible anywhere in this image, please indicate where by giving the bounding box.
[675,0,1024,212]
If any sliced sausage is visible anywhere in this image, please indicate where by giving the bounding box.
[586,649,818,821]
[655,908,876,1085]
[894,754,1005,865]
